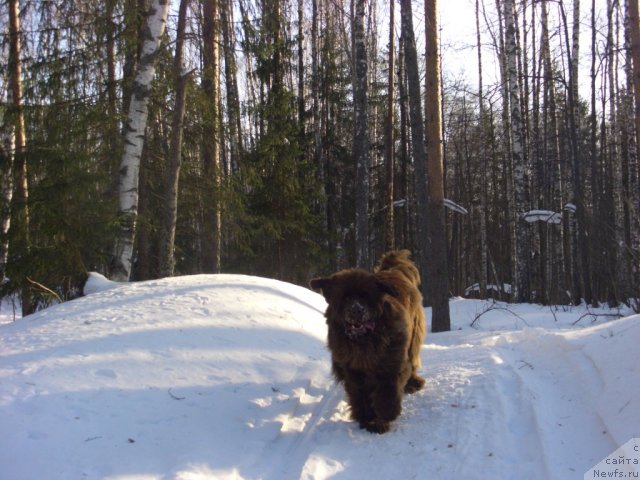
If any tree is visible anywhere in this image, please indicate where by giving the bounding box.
[201,0,222,274]
[353,0,370,269]
[220,0,243,172]
[630,0,640,149]
[384,0,396,252]
[400,0,430,308]
[111,0,171,281]
[626,0,640,302]
[158,0,190,278]
[503,0,529,302]
[425,0,451,332]
[7,0,32,314]
[475,0,489,298]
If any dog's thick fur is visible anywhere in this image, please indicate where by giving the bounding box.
[310,250,426,434]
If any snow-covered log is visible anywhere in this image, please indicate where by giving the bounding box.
[522,210,562,224]
[443,198,469,215]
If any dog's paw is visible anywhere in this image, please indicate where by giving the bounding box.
[404,374,425,394]
[364,420,391,434]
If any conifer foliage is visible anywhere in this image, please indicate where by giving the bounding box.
[1,0,639,318]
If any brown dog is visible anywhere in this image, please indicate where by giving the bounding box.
[310,250,426,434]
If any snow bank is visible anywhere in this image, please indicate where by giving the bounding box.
[1,277,638,479]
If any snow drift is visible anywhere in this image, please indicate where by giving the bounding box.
[0,274,638,479]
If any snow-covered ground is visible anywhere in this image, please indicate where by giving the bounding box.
[0,273,638,480]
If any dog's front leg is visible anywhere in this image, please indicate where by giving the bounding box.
[343,369,375,428]
[367,378,402,434]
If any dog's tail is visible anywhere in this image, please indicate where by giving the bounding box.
[374,250,421,287]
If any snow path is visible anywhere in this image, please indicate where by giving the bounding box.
[1,275,638,479]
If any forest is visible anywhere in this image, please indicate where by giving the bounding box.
[1,0,639,321]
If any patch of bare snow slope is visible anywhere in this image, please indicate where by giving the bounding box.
[1,277,638,480]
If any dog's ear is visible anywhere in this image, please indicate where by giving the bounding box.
[376,279,399,298]
[310,277,334,302]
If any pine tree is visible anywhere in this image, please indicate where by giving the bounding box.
[425,0,451,332]
[158,0,190,278]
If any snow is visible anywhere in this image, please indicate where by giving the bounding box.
[443,198,469,215]
[522,210,562,224]
[1,274,638,479]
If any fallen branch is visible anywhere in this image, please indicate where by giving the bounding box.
[571,309,623,326]
[470,303,529,328]
[26,277,62,304]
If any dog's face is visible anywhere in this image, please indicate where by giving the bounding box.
[310,270,398,340]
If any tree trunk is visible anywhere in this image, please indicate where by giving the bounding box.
[384,0,395,252]
[588,0,599,306]
[0,138,12,282]
[476,0,488,298]
[424,0,450,331]
[397,32,410,248]
[201,0,222,274]
[220,0,243,172]
[626,0,640,294]
[541,0,562,304]
[353,0,370,268]
[8,0,32,314]
[158,0,189,278]
[111,0,170,281]
[503,0,529,302]
[630,0,640,170]
[400,0,429,307]
[297,0,305,127]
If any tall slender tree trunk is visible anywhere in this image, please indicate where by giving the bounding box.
[626,0,640,294]
[384,0,396,251]
[397,32,410,248]
[590,0,601,305]
[311,0,328,249]
[353,0,370,268]
[158,0,190,278]
[111,0,170,281]
[606,0,624,304]
[8,0,32,314]
[0,134,12,282]
[541,0,562,304]
[425,0,450,331]
[400,0,429,308]
[221,0,243,172]
[476,0,488,298]
[558,0,590,304]
[202,0,222,274]
[297,0,305,127]
[630,0,640,156]
[503,0,529,302]
[105,0,120,184]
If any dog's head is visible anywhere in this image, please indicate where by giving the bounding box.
[310,269,399,340]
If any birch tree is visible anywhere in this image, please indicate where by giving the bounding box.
[0,132,11,282]
[503,0,529,302]
[111,0,171,281]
